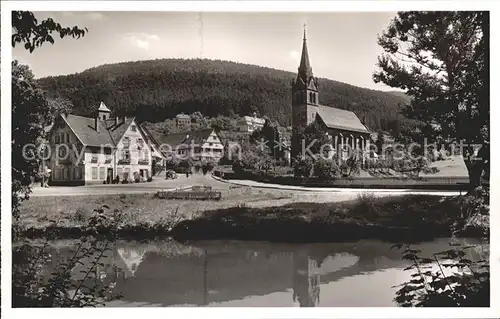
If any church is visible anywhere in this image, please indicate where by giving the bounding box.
[291,27,371,159]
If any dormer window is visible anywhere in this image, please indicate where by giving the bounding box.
[131,125,137,132]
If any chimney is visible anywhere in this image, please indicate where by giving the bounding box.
[124,116,127,122]
[95,117,99,132]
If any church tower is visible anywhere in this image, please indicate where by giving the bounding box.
[292,25,319,130]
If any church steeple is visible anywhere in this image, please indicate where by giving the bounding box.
[291,24,319,143]
[298,24,313,81]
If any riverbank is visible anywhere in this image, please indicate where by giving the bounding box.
[17,189,489,241]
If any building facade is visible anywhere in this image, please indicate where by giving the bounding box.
[291,27,371,160]
[154,129,225,163]
[47,102,154,185]
[176,113,191,129]
[237,113,266,133]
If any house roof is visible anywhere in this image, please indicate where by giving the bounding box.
[316,105,370,134]
[155,132,190,150]
[61,114,135,148]
[176,113,191,119]
[241,116,265,125]
[184,128,215,146]
[105,117,135,144]
[98,101,111,113]
[63,114,115,147]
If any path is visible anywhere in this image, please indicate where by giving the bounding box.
[212,176,463,196]
[30,175,196,197]
[31,173,463,198]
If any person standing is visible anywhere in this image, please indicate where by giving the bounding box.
[44,168,51,188]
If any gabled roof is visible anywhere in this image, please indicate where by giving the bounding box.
[316,105,370,134]
[105,117,135,144]
[155,132,190,150]
[98,101,111,113]
[152,129,218,155]
[63,114,115,147]
[176,113,191,119]
[184,128,215,146]
[61,114,137,148]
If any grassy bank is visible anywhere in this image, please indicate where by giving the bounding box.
[17,188,489,241]
[173,194,488,242]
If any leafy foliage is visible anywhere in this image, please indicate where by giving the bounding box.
[374,11,489,188]
[13,206,122,307]
[12,61,52,220]
[293,156,314,178]
[12,11,88,53]
[37,58,409,133]
[393,241,489,307]
[11,11,87,220]
[313,158,339,181]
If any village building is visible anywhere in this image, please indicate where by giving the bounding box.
[175,113,191,129]
[237,113,266,133]
[154,128,225,163]
[291,27,371,159]
[46,102,155,185]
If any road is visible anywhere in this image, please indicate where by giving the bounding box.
[30,173,462,197]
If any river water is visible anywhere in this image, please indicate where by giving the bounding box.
[24,237,486,307]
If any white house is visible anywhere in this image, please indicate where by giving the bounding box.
[154,128,225,163]
[47,102,154,185]
[237,113,265,133]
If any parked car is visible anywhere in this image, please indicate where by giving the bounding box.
[166,170,178,180]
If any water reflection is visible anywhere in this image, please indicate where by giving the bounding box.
[36,238,484,307]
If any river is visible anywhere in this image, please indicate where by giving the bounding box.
[17,237,486,307]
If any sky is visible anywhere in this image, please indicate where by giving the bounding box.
[13,11,397,91]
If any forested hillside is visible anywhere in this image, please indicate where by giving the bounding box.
[37,58,409,131]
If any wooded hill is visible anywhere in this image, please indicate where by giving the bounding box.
[37,58,410,132]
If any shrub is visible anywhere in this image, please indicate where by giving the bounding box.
[202,161,216,175]
[71,208,88,224]
[353,192,378,216]
[313,158,339,181]
[13,205,122,307]
[147,177,153,182]
[194,163,202,173]
[393,241,489,307]
[293,156,314,178]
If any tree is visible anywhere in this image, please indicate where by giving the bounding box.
[12,61,52,219]
[291,122,331,160]
[375,131,384,156]
[48,97,74,120]
[12,11,88,52]
[373,11,489,189]
[11,11,88,219]
[293,156,314,178]
[313,158,339,181]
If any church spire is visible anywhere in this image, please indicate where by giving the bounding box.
[298,24,313,81]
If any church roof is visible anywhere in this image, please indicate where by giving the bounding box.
[298,26,313,82]
[316,105,370,134]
